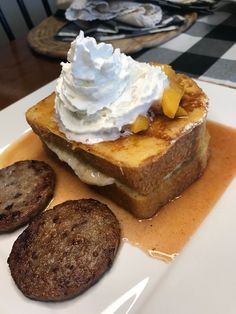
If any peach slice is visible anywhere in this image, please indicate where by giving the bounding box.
[160,65,185,119]
[162,80,184,119]
[130,115,149,133]
[175,106,188,117]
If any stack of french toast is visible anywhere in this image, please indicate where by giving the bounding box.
[26,67,209,219]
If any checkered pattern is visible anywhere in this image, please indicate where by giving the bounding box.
[135,1,236,88]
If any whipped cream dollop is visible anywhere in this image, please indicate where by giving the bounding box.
[55,31,169,144]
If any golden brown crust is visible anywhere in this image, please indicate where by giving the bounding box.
[26,74,208,195]
[94,130,209,218]
[8,199,120,301]
[25,68,209,218]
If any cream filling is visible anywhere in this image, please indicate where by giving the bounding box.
[45,132,208,191]
[45,141,115,186]
[45,141,190,191]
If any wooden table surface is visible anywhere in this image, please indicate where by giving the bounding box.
[0,38,62,111]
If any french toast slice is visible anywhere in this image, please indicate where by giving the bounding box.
[26,74,208,195]
[94,129,209,218]
[26,72,209,218]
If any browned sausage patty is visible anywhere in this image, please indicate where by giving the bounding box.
[0,160,55,232]
[8,199,120,301]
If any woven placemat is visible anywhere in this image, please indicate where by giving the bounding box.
[28,13,197,59]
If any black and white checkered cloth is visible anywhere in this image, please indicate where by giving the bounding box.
[135,0,236,88]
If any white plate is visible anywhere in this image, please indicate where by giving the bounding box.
[0,80,236,314]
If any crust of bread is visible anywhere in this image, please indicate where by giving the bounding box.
[26,73,208,195]
[94,130,209,218]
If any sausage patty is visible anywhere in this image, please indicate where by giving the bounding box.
[8,199,120,301]
[0,160,55,232]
